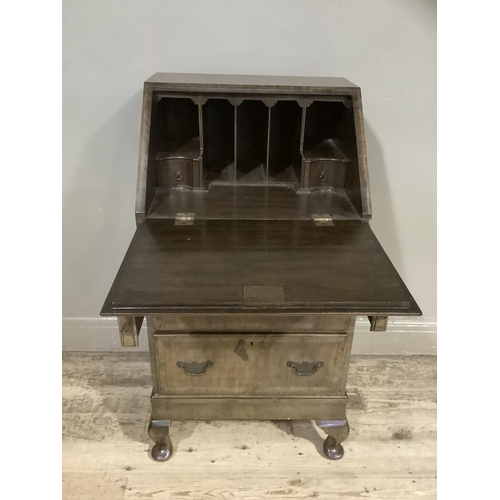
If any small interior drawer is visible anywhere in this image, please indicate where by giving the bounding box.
[156,158,195,187]
[307,159,346,189]
[154,333,348,396]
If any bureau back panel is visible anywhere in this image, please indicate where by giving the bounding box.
[203,98,235,182]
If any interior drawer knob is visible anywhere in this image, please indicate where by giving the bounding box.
[176,360,214,376]
[287,360,324,376]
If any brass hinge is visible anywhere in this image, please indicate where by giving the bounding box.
[175,212,195,225]
[312,214,334,226]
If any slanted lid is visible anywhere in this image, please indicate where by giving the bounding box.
[101,219,421,316]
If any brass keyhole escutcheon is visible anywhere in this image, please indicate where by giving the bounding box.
[319,172,327,182]
[174,171,183,181]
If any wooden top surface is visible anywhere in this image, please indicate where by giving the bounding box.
[101,220,420,316]
[145,73,358,94]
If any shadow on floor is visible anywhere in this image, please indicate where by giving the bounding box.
[62,352,198,454]
[272,420,327,457]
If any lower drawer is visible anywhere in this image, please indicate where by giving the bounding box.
[153,333,348,396]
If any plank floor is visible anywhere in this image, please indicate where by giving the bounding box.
[62,353,436,500]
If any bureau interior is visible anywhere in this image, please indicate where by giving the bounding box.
[146,93,364,217]
[303,100,356,161]
[153,97,201,163]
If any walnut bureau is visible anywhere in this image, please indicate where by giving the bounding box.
[101,73,421,462]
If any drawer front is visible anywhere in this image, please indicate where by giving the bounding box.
[154,333,348,396]
[307,159,346,189]
[152,314,353,333]
[156,158,195,188]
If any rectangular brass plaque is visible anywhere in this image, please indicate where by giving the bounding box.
[243,285,285,305]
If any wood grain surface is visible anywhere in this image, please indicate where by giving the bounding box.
[62,353,436,500]
[154,333,347,396]
[146,185,361,221]
[101,220,421,316]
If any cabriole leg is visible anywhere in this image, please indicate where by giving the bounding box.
[315,419,350,460]
[147,418,173,462]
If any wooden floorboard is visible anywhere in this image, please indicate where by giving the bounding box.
[62,353,436,500]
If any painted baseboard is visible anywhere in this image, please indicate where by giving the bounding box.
[351,317,436,355]
[62,316,436,355]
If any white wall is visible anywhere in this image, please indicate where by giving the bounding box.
[62,0,436,353]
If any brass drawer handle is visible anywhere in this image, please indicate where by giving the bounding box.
[174,171,183,181]
[176,360,214,376]
[287,360,324,376]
